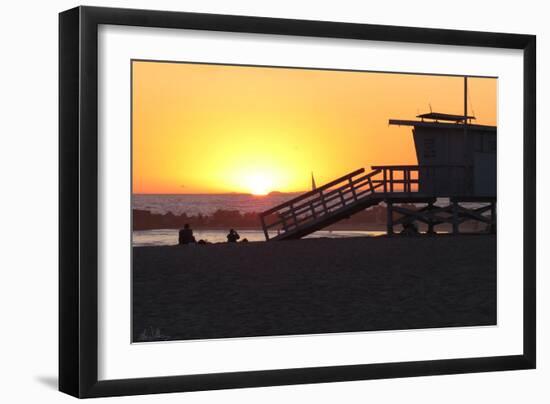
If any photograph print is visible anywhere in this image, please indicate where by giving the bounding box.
[131,60,497,343]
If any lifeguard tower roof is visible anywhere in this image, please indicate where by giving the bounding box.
[389,114,496,132]
[416,112,476,122]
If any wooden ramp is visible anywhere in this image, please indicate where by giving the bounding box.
[259,168,390,241]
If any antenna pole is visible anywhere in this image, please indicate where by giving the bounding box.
[464,76,468,124]
[463,76,469,191]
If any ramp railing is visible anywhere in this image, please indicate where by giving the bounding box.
[259,168,384,240]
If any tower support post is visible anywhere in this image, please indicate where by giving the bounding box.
[490,201,497,234]
[427,201,435,234]
[386,201,394,235]
[452,200,460,234]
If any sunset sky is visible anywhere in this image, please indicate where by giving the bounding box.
[132,61,497,195]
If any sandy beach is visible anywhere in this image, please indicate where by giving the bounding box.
[132,235,496,342]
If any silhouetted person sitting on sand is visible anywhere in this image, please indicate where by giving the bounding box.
[227,229,240,243]
[178,224,196,245]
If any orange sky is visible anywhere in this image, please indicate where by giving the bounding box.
[132,61,496,195]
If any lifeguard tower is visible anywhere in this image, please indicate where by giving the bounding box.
[260,77,497,240]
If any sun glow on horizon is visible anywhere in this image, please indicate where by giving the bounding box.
[242,172,275,196]
[235,169,280,196]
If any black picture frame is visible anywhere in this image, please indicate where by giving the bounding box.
[59,6,536,398]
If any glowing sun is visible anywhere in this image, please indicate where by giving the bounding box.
[245,173,273,196]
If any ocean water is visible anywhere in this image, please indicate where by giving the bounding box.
[133,228,385,247]
[132,193,471,216]
[132,193,386,246]
[130,194,473,246]
[133,193,301,216]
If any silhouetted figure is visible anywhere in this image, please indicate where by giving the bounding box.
[241,238,249,243]
[400,220,419,236]
[178,224,196,245]
[227,229,240,243]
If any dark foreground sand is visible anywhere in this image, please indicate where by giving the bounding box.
[133,235,496,342]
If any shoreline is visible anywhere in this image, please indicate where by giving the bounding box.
[133,231,494,248]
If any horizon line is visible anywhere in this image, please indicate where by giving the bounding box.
[132,191,305,196]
